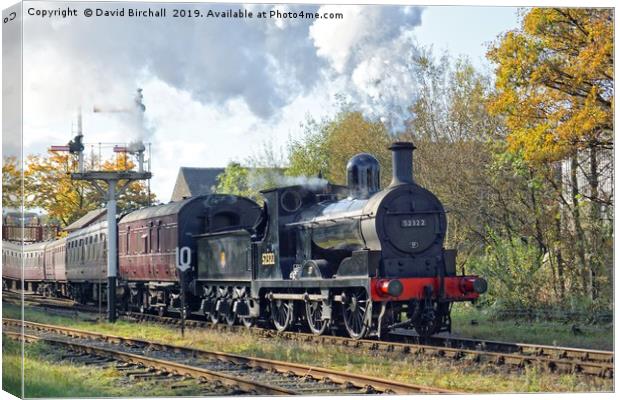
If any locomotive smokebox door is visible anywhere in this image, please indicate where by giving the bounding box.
[382,191,441,254]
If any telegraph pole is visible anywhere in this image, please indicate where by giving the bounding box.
[106,180,118,321]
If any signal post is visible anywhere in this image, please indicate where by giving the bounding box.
[71,166,151,322]
[52,101,151,322]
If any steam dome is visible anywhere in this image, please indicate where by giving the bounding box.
[346,153,380,199]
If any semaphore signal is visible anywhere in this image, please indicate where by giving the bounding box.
[50,90,152,323]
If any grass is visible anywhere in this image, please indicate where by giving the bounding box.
[450,303,613,350]
[2,302,613,394]
[2,333,208,398]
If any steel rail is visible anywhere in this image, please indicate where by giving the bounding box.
[3,318,452,395]
[2,330,290,395]
[128,313,614,378]
[5,292,613,378]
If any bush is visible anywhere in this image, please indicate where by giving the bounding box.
[466,231,548,310]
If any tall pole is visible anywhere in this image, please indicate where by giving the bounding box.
[107,180,118,322]
[181,271,186,338]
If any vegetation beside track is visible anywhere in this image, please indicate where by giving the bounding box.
[451,304,613,351]
[3,303,613,393]
[1,332,206,397]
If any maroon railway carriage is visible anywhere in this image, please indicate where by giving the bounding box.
[117,194,261,314]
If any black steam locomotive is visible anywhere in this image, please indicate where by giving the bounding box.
[3,141,486,339]
[192,142,486,338]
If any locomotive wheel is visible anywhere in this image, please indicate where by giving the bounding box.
[411,301,443,337]
[225,313,236,326]
[413,317,440,337]
[341,288,370,339]
[240,295,255,328]
[158,306,166,317]
[224,300,236,326]
[305,300,329,335]
[240,316,255,328]
[271,299,293,332]
[209,310,221,324]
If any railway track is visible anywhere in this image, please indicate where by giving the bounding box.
[5,292,614,379]
[128,312,614,378]
[3,318,451,395]
[3,330,248,396]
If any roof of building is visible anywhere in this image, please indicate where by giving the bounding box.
[170,167,225,202]
[63,208,107,232]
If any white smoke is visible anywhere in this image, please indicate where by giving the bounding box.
[309,5,424,131]
[248,169,328,191]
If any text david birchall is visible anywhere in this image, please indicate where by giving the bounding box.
[95,8,167,17]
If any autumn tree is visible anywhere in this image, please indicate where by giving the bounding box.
[488,8,614,304]
[488,8,613,164]
[289,110,392,187]
[24,151,156,228]
[2,156,22,209]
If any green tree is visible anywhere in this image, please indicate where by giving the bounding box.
[286,118,329,178]
[214,162,258,200]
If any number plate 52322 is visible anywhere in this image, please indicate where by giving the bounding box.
[401,219,426,228]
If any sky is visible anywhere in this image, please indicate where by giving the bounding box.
[4,1,522,202]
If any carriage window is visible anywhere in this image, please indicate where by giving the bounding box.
[149,224,153,253]
[126,227,130,255]
[143,233,149,254]
[156,222,161,252]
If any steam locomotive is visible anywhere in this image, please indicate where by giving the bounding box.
[2,142,486,338]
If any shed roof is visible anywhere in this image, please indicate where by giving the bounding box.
[170,167,225,202]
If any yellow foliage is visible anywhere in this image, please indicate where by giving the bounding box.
[488,8,613,163]
[23,151,156,227]
[2,156,22,208]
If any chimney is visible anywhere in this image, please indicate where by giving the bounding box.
[389,142,415,186]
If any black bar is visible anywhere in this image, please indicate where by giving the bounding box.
[107,276,116,322]
[180,272,185,337]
